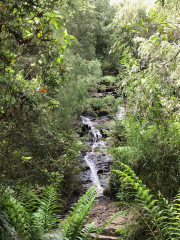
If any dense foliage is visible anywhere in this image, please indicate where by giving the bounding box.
[0,0,108,192]
[2,0,180,239]
[107,0,180,239]
[0,0,119,238]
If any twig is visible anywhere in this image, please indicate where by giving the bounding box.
[151,49,180,78]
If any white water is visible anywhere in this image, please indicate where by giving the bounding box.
[80,116,103,193]
[116,106,126,120]
[80,107,125,193]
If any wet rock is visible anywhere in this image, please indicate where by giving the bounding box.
[81,150,87,156]
[92,155,112,164]
[97,85,116,92]
[81,112,96,118]
[102,132,108,138]
[98,164,109,173]
[82,182,94,191]
[80,160,90,170]
[102,152,107,156]
[104,86,116,91]
[97,169,104,174]
[80,170,92,183]
[97,110,109,117]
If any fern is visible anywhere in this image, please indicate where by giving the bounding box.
[169,192,180,239]
[58,185,128,240]
[58,185,129,240]
[78,222,96,240]
[113,162,180,239]
[0,184,61,240]
[59,185,98,240]
[0,186,30,240]
[0,213,20,240]
[31,186,60,238]
[17,185,39,214]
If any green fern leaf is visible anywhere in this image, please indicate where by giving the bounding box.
[59,185,98,240]
[78,222,96,240]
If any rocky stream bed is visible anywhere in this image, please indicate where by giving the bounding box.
[75,106,131,239]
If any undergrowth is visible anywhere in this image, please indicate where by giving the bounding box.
[0,184,128,240]
[113,162,180,239]
[0,185,60,240]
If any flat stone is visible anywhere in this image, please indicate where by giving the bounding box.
[98,235,118,240]
[90,233,118,240]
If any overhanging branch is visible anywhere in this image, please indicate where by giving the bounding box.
[151,49,180,78]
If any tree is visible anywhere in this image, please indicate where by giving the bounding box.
[0,0,89,193]
[109,0,180,199]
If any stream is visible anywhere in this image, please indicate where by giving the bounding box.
[80,106,126,195]
[80,115,112,194]
[80,116,105,193]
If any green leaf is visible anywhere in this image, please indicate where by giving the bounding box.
[62,29,67,37]
[63,39,71,45]
[150,36,158,41]
[150,8,155,14]
[50,19,62,30]
[49,12,56,18]
[123,24,130,28]
[21,156,32,163]
[66,35,76,40]
[60,45,66,54]
[57,57,64,63]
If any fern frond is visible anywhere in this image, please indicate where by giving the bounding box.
[59,185,98,240]
[169,192,180,239]
[0,186,30,239]
[113,162,175,239]
[31,186,60,237]
[78,222,96,240]
[0,213,20,240]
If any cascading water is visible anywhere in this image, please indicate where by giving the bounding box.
[80,116,104,193]
[80,106,125,194]
[116,106,126,120]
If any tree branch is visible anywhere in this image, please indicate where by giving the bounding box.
[151,49,180,78]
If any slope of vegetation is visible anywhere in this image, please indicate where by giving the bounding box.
[2,0,180,239]
[108,0,180,238]
[0,0,117,238]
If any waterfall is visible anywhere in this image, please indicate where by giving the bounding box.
[116,106,126,120]
[80,116,103,193]
[80,107,125,193]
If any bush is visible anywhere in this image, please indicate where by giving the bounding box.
[110,115,180,199]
